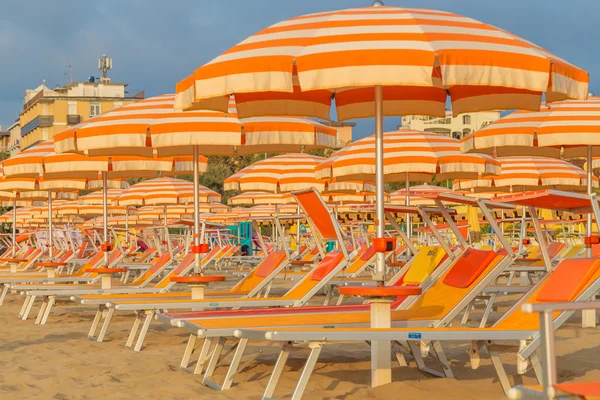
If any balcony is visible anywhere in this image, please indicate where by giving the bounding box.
[21,115,54,137]
[67,114,82,125]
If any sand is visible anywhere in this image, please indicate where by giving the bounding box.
[0,283,599,399]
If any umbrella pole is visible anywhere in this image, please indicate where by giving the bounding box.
[47,192,53,260]
[584,145,597,327]
[12,197,16,252]
[372,84,392,388]
[405,172,411,257]
[193,145,201,273]
[102,171,109,267]
[374,84,385,283]
[125,206,129,248]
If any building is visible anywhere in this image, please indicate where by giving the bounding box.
[400,110,501,140]
[320,121,356,148]
[6,120,21,157]
[18,55,143,149]
[19,81,144,149]
[0,126,9,154]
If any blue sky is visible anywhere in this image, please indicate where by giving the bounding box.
[0,0,597,139]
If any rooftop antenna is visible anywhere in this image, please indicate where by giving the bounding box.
[98,54,112,83]
[68,59,73,85]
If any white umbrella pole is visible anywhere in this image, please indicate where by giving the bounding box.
[587,145,593,258]
[193,145,201,273]
[12,197,16,251]
[47,192,53,260]
[125,206,129,248]
[374,85,385,283]
[584,145,596,327]
[102,171,109,267]
[405,171,411,257]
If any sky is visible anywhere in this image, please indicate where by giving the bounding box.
[0,0,598,139]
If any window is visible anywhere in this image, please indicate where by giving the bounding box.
[463,115,471,125]
[90,102,101,117]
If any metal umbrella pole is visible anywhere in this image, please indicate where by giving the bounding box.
[583,145,597,327]
[47,192,53,260]
[102,171,109,267]
[374,84,385,283]
[193,145,201,273]
[12,197,16,252]
[405,171,411,257]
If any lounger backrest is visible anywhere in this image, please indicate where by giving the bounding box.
[57,249,74,263]
[391,249,502,320]
[228,251,288,295]
[293,189,339,242]
[77,242,88,258]
[301,246,320,261]
[22,247,35,258]
[130,253,171,286]
[496,259,600,330]
[73,250,105,276]
[443,249,498,288]
[546,241,566,259]
[343,246,375,274]
[401,246,447,285]
[282,251,345,300]
[137,247,156,262]
[154,253,195,289]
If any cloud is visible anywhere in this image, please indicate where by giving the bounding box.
[0,0,598,137]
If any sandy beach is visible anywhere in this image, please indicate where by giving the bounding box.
[0,283,598,400]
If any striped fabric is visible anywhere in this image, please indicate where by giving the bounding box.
[453,156,598,192]
[79,189,125,205]
[56,202,129,217]
[1,140,129,190]
[462,97,600,158]
[176,5,588,120]
[316,129,500,182]
[115,177,221,206]
[390,184,452,206]
[224,154,327,192]
[228,191,294,206]
[54,94,336,157]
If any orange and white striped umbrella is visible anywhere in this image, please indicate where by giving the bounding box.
[56,201,129,217]
[176,5,588,120]
[228,192,294,206]
[115,177,221,206]
[390,184,452,206]
[316,129,500,182]
[55,94,337,157]
[224,154,327,193]
[1,140,127,190]
[461,97,600,159]
[453,156,597,193]
[3,139,207,180]
[79,189,125,205]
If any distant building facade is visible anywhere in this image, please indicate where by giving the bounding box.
[400,110,501,140]
[320,121,356,148]
[7,120,21,157]
[19,81,143,149]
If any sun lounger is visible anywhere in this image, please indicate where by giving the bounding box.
[234,257,600,398]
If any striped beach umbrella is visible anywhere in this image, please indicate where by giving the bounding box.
[224,154,327,193]
[317,129,500,182]
[176,6,588,120]
[453,157,597,193]
[228,192,294,206]
[116,177,221,206]
[176,2,588,319]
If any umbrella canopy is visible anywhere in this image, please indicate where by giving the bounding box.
[228,192,294,206]
[390,184,452,206]
[79,189,126,205]
[453,156,597,193]
[55,94,337,157]
[176,5,588,120]
[225,154,327,192]
[316,129,500,182]
[461,97,600,158]
[115,177,221,206]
